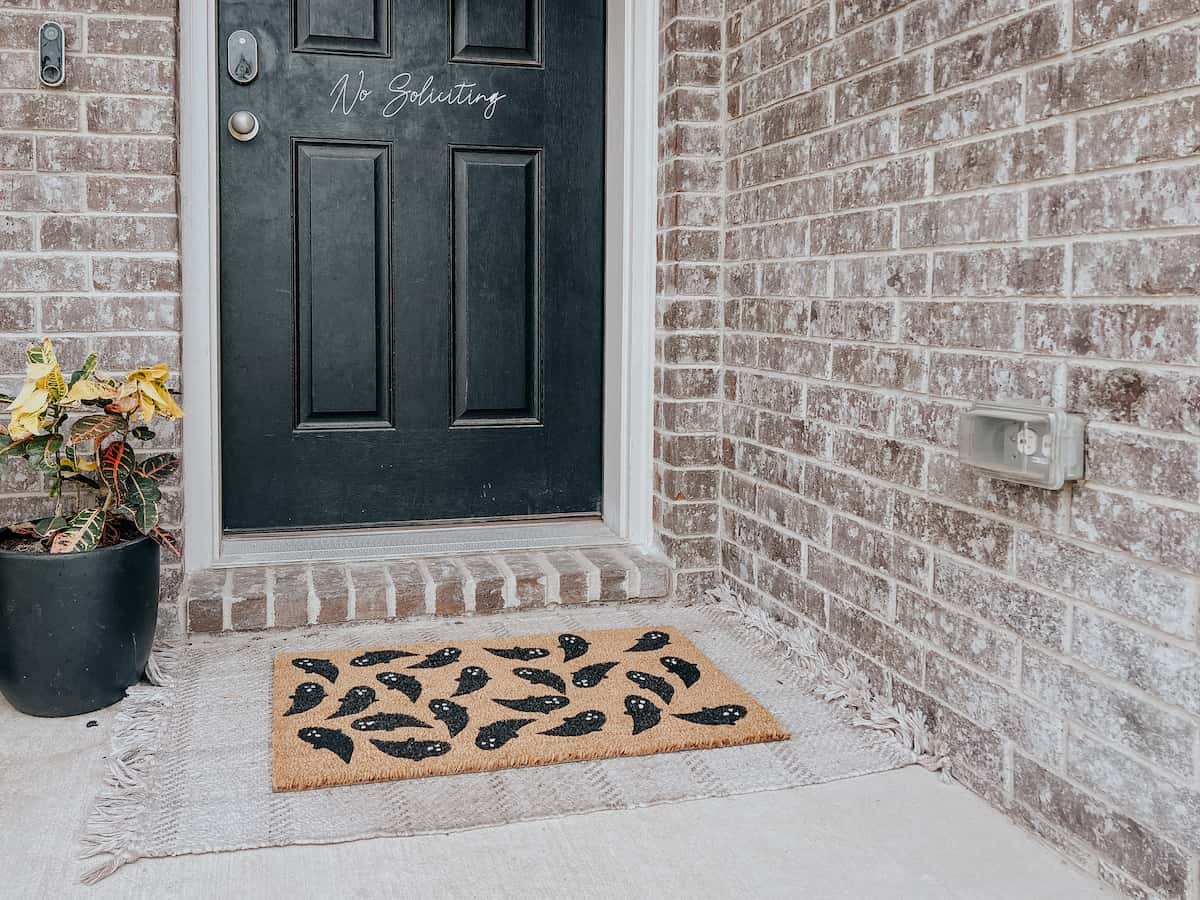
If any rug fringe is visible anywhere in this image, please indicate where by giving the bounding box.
[79,642,180,884]
[144,641,181,688]
[706,584,954,780]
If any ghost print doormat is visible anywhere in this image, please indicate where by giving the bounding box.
[272,626,790,791]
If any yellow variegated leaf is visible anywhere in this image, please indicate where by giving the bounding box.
[10,411,43,441]
[157,390,183,419]
[9,382,46,414]
[25,340,54,379]
[128,364,170,383]
[43,366,67,402]
[65,378,117,404]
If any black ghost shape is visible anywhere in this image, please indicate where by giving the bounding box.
[513,667,567,694]
[475,719,536,751]
[298,727,354,764]
[292,657,338,684]
[350,712,433,731]
[351,649,418,667]
[283,682,326,717]
[624,695,662,736]
[370,738,452,761]
[660,655,701,688]
[408,647,462,669]
[493,695,571,714]
[327,686,377,719]
[625,670,675,705]
[541,710,606,738]
[376,671,422,703]
[485,646,551,661]
[452,666,491,697]
[572,661,618,688]
[429,699,470,738]
[626,630,672,653]
[558,633,590,663]
[673,705,748,727]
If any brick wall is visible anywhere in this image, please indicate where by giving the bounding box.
[0,1,182,628]
[656,0,727,600]
[656,0,1200,897]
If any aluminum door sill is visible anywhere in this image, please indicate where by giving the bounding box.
[217,518,623,568]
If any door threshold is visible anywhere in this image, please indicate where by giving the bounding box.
[217,518,624,568]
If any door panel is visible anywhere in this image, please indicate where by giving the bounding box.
[451,0,542,66]
[218,0,605,532]
[294,0,389,55]
[294,141,391,428]
[452,147,540,426]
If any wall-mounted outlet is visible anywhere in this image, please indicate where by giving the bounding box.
[958,402,1085,491]
[38,22,66,88]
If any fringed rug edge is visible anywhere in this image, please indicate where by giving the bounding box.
[704,584,952,778]
[78,642,181,885]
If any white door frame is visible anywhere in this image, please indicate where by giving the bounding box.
[179,1,658,571]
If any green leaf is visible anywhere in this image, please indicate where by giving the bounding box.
[21,435,49,464]
[10,516,69,538]
[42,433,63,465]
[69,353,99,387]
[136,453,179,481]
[0,392,14,405]
[125,471,161,506]
[121,473,162,534]
[132,425,156,442]
[50,507,106,554]
[69,414,124,446]
[121,496,160,534]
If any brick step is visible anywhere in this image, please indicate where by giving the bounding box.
[185,545,672,634]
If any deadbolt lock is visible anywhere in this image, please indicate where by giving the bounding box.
[227,30,258,84]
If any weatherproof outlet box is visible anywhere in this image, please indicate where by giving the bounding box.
[958,402,1086,491]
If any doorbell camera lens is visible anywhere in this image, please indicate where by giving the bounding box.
[38,21,66,88]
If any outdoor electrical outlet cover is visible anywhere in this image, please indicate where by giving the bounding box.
[958,402,1086,491]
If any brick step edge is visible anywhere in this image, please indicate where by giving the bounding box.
[185,545,673,634]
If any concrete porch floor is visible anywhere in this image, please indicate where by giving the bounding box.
[4,701,1115,899]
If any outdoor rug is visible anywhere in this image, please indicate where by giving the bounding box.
[272,626,790,791]
[82,601,913,883]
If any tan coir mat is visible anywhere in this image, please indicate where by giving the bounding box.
[272,626,790,791]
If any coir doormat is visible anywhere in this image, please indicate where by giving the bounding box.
[273,626,790,791]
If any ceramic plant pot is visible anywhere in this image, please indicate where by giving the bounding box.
[0,532,159,717]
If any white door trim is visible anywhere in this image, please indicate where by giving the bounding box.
[179,1,658,571]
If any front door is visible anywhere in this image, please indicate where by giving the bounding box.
[218,0,605,532]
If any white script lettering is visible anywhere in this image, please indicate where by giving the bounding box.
[329,71,373,115]
[327,71,507,121]
[383,73,507,120]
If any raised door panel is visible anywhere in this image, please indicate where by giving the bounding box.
[295,141,392,429]
[295,0,390,56]
[451,147,541,426]
[450,0,542,67]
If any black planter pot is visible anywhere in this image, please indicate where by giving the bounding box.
[0,532,160,717]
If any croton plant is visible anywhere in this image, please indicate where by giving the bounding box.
[0,339,182,555]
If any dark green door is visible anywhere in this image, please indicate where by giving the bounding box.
[218,0,605,532]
